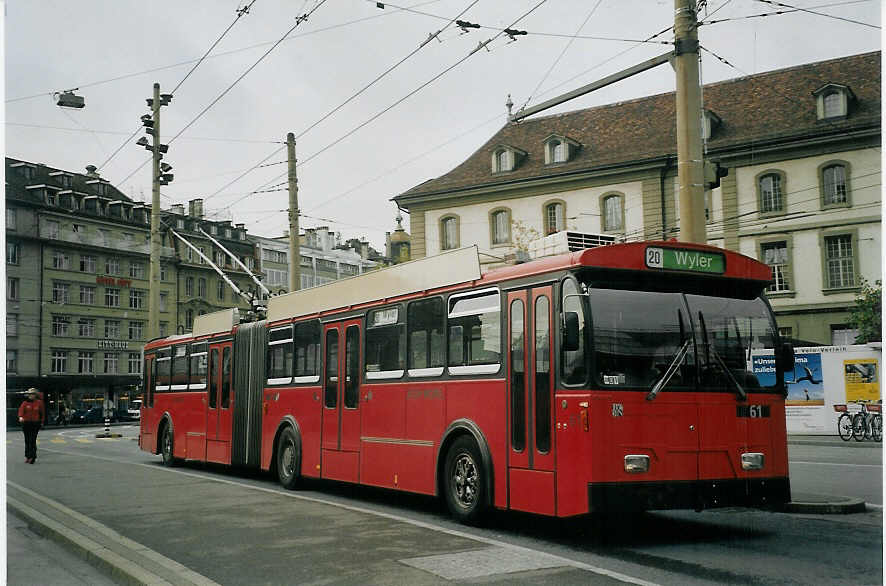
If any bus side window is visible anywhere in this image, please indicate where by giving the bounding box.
[294,320,321,383]
[208,349,219,408]
[325,329,339,407]
[407,298,445,376]
[561,278,588,385]
[267,326,294,385]
[221,347,231,408]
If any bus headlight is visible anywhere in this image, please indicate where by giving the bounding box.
[741,452,765,470]
[624,454,650,473]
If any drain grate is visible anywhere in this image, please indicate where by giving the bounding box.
[399,546,566,580]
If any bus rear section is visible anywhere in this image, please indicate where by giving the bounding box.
[549,245,792,516]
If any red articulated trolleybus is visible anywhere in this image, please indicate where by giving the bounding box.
[139,241,793,523]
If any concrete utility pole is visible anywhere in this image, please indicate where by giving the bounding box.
[148,83,162,340]
[673,0,706,243]
[287,132,301,292]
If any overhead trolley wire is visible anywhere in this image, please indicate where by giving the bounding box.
[699,0,876,26]
[203,0,480,203]
[98,1,261,173]
[118,0,330,187]
[232,0,552,209]
[753,0,880,28]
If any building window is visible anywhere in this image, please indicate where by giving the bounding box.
[160,322,169,337]
[602,194,624,232]
[45,220,60,239]
[129,353,142,374]
[823,92,842,118]
[105,288,120,307]
[130,262,146,279]
[8,277,19,300]
[187,247,194,262]
[160,292,168,312]
[544,201,565,235]
[217,280,225,301]
[51,351,67,374]
[6,209,16,230]
[129,289,146,310]
[80,255,96,273]
[105,320,121,339]
[778,326,793,340]
[52,250,71,270]
[821,163,848,207]
[198,278,207,298]
[199,247,206,264]
[490,209,511,245]
[52,315,70,336]
[105,257,121,275]
[80,285,96,305]
[215,251,225,266]
[440,215,459,250]
[7,241,20,265]
[78,318,96,337]
[99,229,112,247]
[129,321,144,340]
[831,326,859,346]
[185,309,194,330]
[186,277,194,297]
[758,172,784,214]
[7,313,18,336]
[104,353,119,374]
[761,241,791,293]
[52,282,70,304]
[7,350,18,373]
[160,265,168,281]
[824,234,856,289]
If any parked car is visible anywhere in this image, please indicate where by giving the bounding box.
[127,400,142,421]
[82,407,117,424]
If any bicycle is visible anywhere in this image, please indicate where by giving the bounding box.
[834,404,854,441]
[851,401,882,443]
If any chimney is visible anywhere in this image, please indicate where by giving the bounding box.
[85,165,99,177]
[360,239,369,260]
[188,198,204,218]
[171,203,185,215]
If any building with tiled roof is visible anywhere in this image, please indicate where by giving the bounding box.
[394,51,881,345]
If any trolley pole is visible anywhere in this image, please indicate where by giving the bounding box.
[287,132,301,292]
[673,0,706,244]
[148,83,162,339]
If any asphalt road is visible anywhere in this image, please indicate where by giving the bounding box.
[788,441,882,505]
[7,425,884,585]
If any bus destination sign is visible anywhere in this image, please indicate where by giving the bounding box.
[645,246,725,274]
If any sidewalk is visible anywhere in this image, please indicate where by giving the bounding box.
[7,509,119,586]
[788,434,883,448]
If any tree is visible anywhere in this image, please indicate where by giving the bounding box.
[849,278,881,343]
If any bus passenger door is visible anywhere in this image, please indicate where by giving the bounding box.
[206,343,233,464]
[506,287,556,515]
[320,320,361,482]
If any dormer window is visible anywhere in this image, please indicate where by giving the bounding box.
[543,134,579,164]
[701,110,721,140]
[11,163,36,180]
[491,145,525,173]
[813,83,855,120]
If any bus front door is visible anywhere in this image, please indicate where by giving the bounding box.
[206,343,233,464]
[506,287,556,515]
[320,320,361,482]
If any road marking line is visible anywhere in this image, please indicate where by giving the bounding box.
[30,446,658,586]
[789,460,882,468]
[50,439,66,444]
[75,439,93,444]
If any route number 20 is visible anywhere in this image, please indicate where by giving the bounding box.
[646,247,663,268]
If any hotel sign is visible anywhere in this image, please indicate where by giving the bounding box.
[97,276,132,287]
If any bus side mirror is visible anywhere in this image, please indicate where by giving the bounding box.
[563,312,580,352]
[778,342,795,372]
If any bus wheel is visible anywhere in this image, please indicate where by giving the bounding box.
[160,425,176,467]
[277,427,300,490]
[444,436,487,525]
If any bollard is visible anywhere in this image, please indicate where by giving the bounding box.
[104,417,111,435]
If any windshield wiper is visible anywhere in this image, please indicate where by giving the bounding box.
[698,311,747,401]
[647,338,692,401]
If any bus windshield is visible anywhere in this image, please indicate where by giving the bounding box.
[588,287,781,393]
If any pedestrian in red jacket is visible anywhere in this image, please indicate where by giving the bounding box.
[18,388,44,464]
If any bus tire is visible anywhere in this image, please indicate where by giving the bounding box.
[837,413,853,441]
[160,424,176,467]
[276,427,300,490]
[443,436,487,525]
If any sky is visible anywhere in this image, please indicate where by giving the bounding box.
[4,0,882,251]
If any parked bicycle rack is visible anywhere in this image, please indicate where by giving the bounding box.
[834,402,882,443]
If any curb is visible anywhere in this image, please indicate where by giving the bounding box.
[7,482,218,586]
[782,497,868,515]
